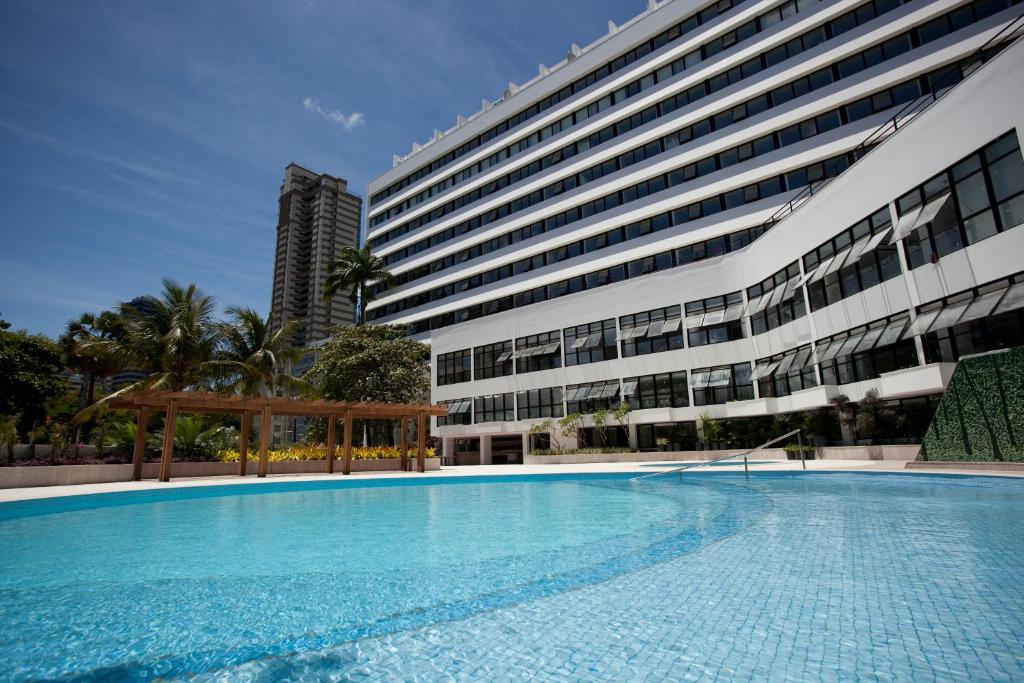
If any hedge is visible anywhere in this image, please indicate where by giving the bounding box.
[919,346,1024,461]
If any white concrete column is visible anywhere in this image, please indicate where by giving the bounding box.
[521,432,531,456]
[443,437,455,464]
[627,423,638,451]
[480,435,493,465]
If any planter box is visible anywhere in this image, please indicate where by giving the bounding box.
[817,445,921,461]
[905,461,1024,471]
[0,458,441,489]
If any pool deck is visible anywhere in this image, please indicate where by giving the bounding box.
[0,459,1020,503]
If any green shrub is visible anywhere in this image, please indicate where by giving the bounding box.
[531,447,633,456]
[920,347,1024,462]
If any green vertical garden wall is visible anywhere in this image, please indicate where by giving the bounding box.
[919,346,1024,461]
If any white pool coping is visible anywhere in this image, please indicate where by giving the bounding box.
[0,459,1019,503]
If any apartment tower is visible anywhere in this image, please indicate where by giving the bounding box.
[270,163,361,346]
[365,0,1024,463]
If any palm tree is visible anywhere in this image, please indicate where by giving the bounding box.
[60,310,125,414]
[81,280,221,418]
[214,307,305,397]
[323,245,394,325]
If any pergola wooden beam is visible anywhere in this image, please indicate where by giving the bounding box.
[326,416,336,474]
[400,416,409,472]
[108,390,446,482]
[239,411,251,476]
[132,406,149,482]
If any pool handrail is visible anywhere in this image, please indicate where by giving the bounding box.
[631,428,804,481]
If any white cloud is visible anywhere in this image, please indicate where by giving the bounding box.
[302,97,364,131]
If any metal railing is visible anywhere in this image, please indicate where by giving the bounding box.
[632,428,806,481]
[757,11,1024,236]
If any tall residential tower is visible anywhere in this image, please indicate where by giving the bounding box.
[270,163,361,346]
[366,0,1024,463]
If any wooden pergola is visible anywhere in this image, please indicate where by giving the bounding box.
[108,390,448,482]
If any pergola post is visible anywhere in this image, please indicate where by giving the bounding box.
[258,404,271,478]
[342,408,353,475]
[239,411,251,476]
[132,406,149,481]
[417,411,426,473]
[159,400,177,482]
[326,415,336,474]
[400,416,409,472]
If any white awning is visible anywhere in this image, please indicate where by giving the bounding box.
[755,290,775,313]
[958,288,1007,326]
[707,367,732,387]
[495,350,512,363]
[448,400,471,415]
[822,247,854,279]
[835,330,868,358]
[570,336,588,349]
[806,255,836,284]
[774,352,797,375]
[862,227,893,255]
[876,317,908,347]
[630,324,649,339]
[585,332,604,348]
[701,309,726,327]
[766,282,789,308]
[564,387,584,401]
[891,192,951,243]
[621,379,639,396]
[927,298,973,333]
[685,312,705,328]
[690,370,711,388]
[542,342,561,354]
[854,325,886,352]
[721,305,743,322]
[599,383,620,398]
[902,308,942,339]
[791,346,812,370]
[750,359,781,381]
[994,281,1024,315]
[818,337,847,362]
[660,317,682,333]
[510,348,525,359]
[743,293,766,317]
[645,321,664,337]
[617,327,634,341]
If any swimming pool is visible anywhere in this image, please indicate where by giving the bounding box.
[1,472,1021,680]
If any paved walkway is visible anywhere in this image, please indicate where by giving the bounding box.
[1,459,1019,503]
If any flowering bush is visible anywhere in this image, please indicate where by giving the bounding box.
[217,444,436,462]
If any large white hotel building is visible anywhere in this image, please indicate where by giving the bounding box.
[366,0,1024,463]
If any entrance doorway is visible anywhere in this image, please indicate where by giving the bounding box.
[489,435,523,464]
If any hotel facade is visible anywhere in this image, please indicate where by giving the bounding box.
[365,0,1024,463]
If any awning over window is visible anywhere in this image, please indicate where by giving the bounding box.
[891,192,952,243]
[495,350,513,363]
[875,317,908,347]
[570,336,589,349]
[995,281,1024,315]
[447,399,471,415]
[750,359,781,382]
[621,379,639,396]
[707,367,732,387]
[690,370,711,388]
[743,293,768,317]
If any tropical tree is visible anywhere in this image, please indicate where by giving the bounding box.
[0,414,17,464]
[82,280,221,415]
[214,307,304,397]
[322,245,395,325]
[151,416,236,461]
[0,316,67,433]
[310,324,429,445]
[830,394,857,443]
[699,412,724,450]
[59,310,124,413]
[591,408,610,448]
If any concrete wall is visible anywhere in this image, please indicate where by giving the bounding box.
[0,458,442,489]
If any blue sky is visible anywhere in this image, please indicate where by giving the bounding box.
[0,0,636,337]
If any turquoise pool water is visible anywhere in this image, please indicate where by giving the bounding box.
[0,473,1022,680]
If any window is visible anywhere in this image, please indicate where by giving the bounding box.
[691,363,753,406]
[746,263,805,335]
[623,371,689,409]
[514,330,562,373]
[753,345,817,398]
[898,131,1024,270]
[474,340,513,380]
[564,319,618,366]
[516,387,565,420]
[920,275,1024,362]
[619,306,684,357]
[685,292,745,346]
[437,349,471,386]
[817,315,918,386]
[437,398,472,426]
[565,380,621,415]
[473,393,515,423]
